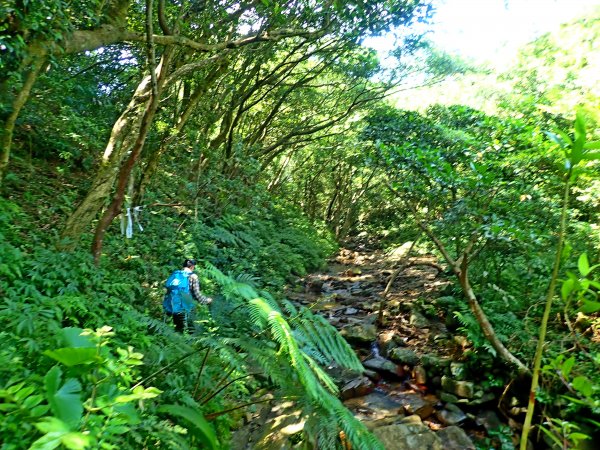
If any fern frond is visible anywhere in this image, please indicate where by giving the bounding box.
[281,298,298,316]
[295,309,363,372]
[302,352,338,394]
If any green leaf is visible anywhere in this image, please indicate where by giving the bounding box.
[581,151,600,161]
[561,278,575,300]
[574,110,587,143]
[543,130,570,148]
[578,253,590,276]
[35,417,69,434]
[44,348,98,366]
[115,386,162,403]
[158,405,219,449]
[583,140,600,150]
[44,367,83,428]
[561,356,575,378]
[580,300,600,314]
[60,432,92,450]
[571,376,593,397]
[61,328,95,348]
[30,431,65,450]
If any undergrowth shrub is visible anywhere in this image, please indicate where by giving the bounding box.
[1,196,380,449]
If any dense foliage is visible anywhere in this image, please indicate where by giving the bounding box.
[1,2,600,449]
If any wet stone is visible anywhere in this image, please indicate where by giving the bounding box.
[344,392,403,423]
[340,322,377,344]
[373,423,442,450]
[412,365,427,385]
[436,425,476,450]
[389,348,420,366]
[439,392,459,404]
[340,376,374,400]
[344,307,359,315]
[363,356,403,378]
[410,310,430,328]
[441,376,475,398]
[436,403,467,426]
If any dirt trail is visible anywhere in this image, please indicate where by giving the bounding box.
[231,246,510,449]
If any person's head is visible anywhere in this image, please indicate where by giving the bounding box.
[182,259,197,270]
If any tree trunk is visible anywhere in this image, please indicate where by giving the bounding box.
[91,0,167,262]
[60,74,154,244]
[458,265,530,376]
[0,55,46,184]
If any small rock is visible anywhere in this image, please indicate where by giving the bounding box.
[363,356,404,378]
[441,376,474,398]
[466,392,495,406]
[413,365,427,385]
[400,414,423,425]
[344,307,359,315]
[340,376,375,400]
[439,392,459,403]
[420,354,451,374]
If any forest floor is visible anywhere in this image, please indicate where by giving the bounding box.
[231,244,516,449]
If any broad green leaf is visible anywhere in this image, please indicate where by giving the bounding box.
[578,254,590,276]
[561,356,575,378]
[574,110,587,143]
[44,348,98,366]
[543,130,569,148]
[60,432,92,450]
[44,367,83,427]
[572,376,593,397]
[581,151,600,161]
[159,405,219,449]
[30,431,65,450]
[569,433,591,443]
[583,140,600,150]
[580,300,600,314]
[35,417,69,434]
[61,328,95,348]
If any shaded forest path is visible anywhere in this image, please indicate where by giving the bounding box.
[232,245,512,449]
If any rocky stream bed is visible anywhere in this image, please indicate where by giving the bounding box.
[231,245,521,449]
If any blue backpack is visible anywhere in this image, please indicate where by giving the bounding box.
[163,270,194,314]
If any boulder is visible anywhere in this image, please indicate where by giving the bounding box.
[410,310,430,328]
[389,348,420,366]
[340,376,374,400]
[435,403,467,426]
[436,426,476,450]
[340,322,377,344]
[363,356,404,378]
[421,354,451,375]
[373,423,442,450]
[441,376,474,398]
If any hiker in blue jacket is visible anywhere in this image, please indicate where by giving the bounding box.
[163,259,212,333]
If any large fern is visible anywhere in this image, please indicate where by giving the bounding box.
[197,265,381,449]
